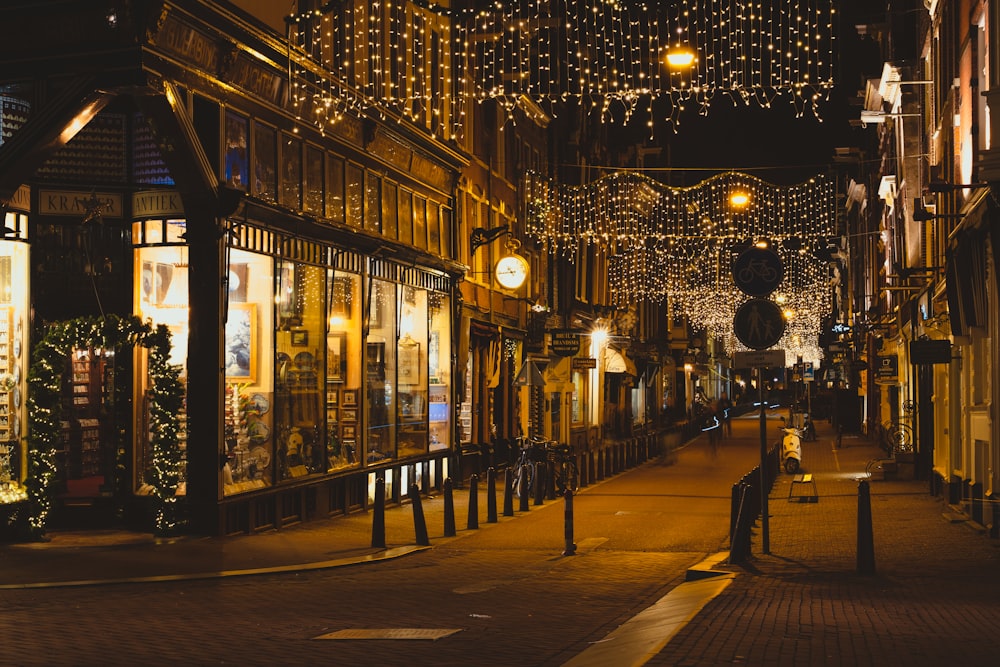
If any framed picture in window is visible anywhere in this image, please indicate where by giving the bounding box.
[224,304,256,382]
[342,408,357,423]
[330,276,352,318]
[341,424,356,440]
[342,389,358,406]
[326,388,338,406]
[327,333,345,381]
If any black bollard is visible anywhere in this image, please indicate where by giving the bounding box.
[410,482,430,546]
[486,467,498,523]
[562,488,576,556]
[371,475,386,548]
[519,465,530,512]
[443,477,456,537]
[503,468,515,516]
[857,479,876,575]
[467,473,480,529]
[533,463,546,506]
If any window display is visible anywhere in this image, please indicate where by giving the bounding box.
[274,261,325,480]
[366,280,395,462]
[326,270,361,471]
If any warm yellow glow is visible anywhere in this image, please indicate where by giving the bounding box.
[754,239,770,249]
[731,192,750,207]
[328,315,345,328]
[665,47,696,69]
[591,327,609,347]
[775,294,787,303]
[783,309,796,320]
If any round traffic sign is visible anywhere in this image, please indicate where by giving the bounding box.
[733,298,785,350]
[732,247,783,297]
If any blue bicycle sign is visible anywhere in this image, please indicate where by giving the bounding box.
[732,247,783,297]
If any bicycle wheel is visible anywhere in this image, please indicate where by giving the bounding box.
[513,462,533,498]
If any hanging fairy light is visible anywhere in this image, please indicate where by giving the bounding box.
[525,169,835,363]
[459,0,837,126]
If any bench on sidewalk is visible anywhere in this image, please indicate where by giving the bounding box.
[788,473,818,503]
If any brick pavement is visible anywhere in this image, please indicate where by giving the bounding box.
[650,419,1000,667]
[2,413,999,667]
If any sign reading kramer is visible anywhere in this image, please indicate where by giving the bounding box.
[551,330,581,357]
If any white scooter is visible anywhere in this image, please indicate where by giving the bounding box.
[781,426,803,474]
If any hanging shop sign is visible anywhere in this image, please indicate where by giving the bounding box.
[551,330,581,357]
[875,354,898,384]
[909,339,951,365]
[572,357,597,370]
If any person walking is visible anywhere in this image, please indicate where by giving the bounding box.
[718,391,733,438]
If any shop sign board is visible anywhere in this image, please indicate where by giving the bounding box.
[40,189,122,218]
[572,357,597,370]
[909,339,951,365]
[550,330,581,357]
[875,354,898,384]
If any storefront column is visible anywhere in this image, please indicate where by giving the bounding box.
[185,211,226,535]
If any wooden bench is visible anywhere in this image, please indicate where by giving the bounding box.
[788,473,818,503]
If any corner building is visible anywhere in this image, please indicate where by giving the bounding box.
[0,1,469,535]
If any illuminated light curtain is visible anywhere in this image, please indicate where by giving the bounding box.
[526,170,835,364]
[458,0,837,126]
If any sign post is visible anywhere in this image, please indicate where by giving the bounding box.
[732,246,784,557]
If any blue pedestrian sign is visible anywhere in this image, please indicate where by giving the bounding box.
[732,247,783,297]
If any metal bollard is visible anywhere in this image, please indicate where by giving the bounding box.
[371,475,386,548]
[443,477,456,537]
[410,482,430,546]
[486,467,498,523]
[857,479,876,575]
[562,488,576,556]
[519,465,530,512]
[533,463,546,506]
[503,468,515,516]
[467,473,480,529]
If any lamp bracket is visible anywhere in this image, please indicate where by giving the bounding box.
[470,225,510,254]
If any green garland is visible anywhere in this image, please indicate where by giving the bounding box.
[25,315,185,537]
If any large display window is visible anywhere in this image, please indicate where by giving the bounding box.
[366,279,397,462]
[0,227,29,505]
[221,249,274,495]
[326,270,362,471]
[273,260,325,480]
[134,219,190,494]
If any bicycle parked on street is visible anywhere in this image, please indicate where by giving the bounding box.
[548,442,579,495]
[511,436,547,499]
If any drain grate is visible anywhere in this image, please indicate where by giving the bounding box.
[314,628,461,641]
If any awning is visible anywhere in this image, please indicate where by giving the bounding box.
[605,348,637,375]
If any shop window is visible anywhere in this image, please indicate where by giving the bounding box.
[366,280,396,462]
[280,133,302,210]
[571,370,586,424]
[273,262,325,481]
[0,238,29,504]
[304,146,324,214]
[413,195,427,250]
[327,156,345,223]
[382,182,398,240]
[397,286,428,458]
[365,173,381,233]
[397,189,413,245]
[326,270,362,471]
[252,122,277,202]
[346,163,363,227]
[224,111,249,191]
[428,291,451,450]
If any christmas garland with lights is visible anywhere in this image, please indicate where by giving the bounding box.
[25,315,185,538]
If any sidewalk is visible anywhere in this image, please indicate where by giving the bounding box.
[650,417,1000,666]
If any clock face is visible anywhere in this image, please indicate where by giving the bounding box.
[495,254,528,289]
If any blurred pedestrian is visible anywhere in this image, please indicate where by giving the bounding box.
[718,391,733,438]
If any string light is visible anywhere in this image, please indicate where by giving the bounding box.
[23,316,185,537]
[283,1,836,138]
[525,169,835,365]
